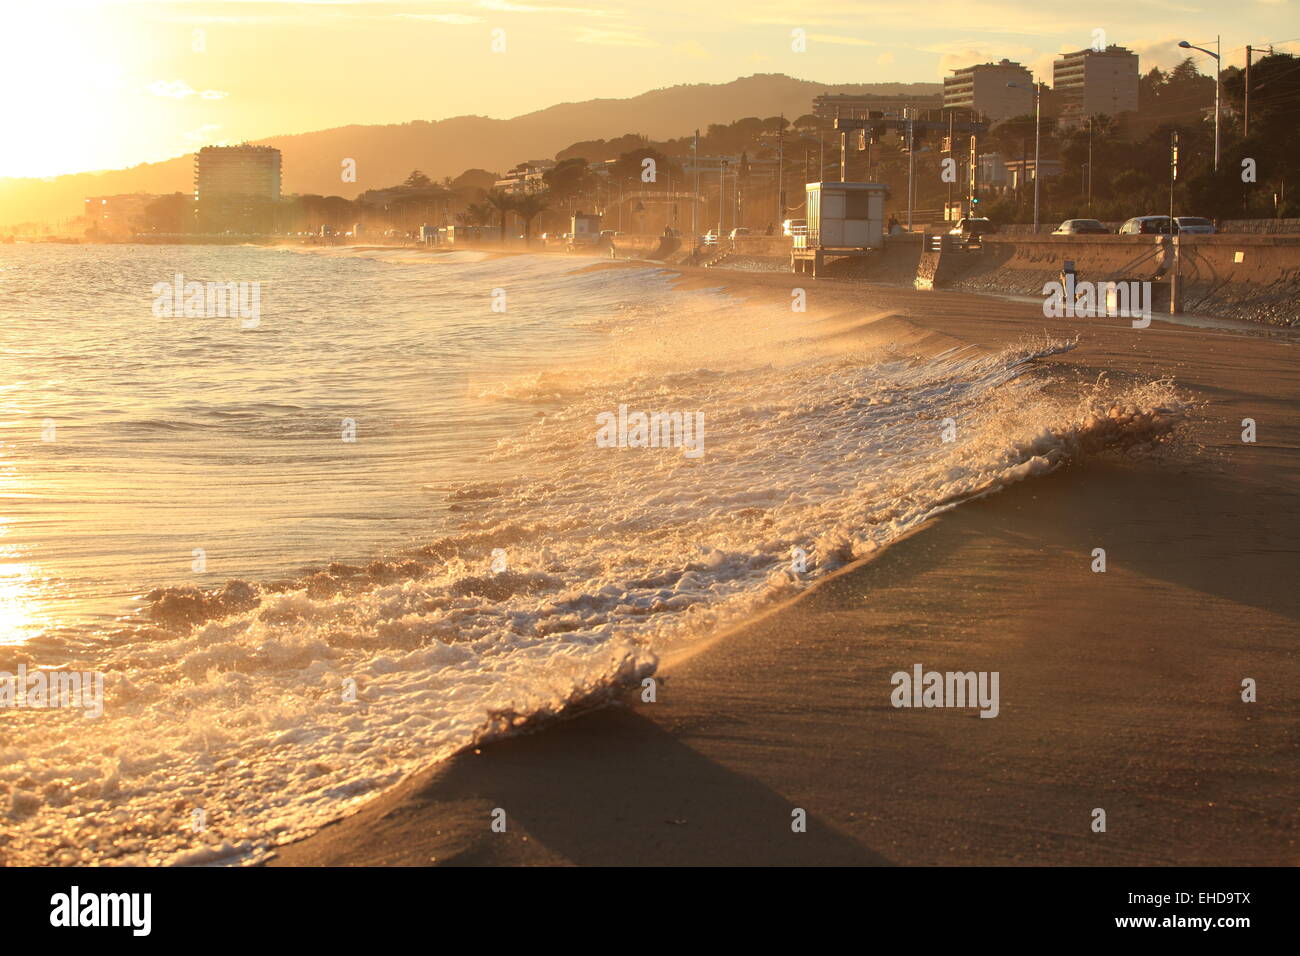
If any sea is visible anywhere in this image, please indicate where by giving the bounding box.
[0,243,1180,864]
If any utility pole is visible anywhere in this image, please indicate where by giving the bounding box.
[1215,36,1221,171]
[776,116,784,228]
[718,160,726,237]
[969,132,978,214]
[945,112,954,219]
[1170,129,1179,219]
[1032,83,1041,233]
[1245,46,1252,137]
[906,110,916,231]
[734,160,741,231]
[1087,116,1094,213]
[839,122,847,182]
[692,129,699,237]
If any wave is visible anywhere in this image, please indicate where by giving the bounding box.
[0,267,1187,867]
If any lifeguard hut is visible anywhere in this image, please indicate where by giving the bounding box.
[792,181,889,276]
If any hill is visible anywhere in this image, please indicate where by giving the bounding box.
[0,74,939,229]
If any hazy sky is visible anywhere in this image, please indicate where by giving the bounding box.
[4,0,1295,178]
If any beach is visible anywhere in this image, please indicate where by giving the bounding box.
[269,262,1299,866]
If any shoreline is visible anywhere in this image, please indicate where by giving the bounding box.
[268,261,1299,866]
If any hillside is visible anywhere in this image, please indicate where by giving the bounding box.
[0,74,939,229]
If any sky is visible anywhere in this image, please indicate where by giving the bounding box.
[2,0,1295,179]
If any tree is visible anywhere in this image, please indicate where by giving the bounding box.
[484,188,514,242]
[404,170,432,189]
[610,147,682,187]
[542,157,594,202]
[512,191,550,244]
[454,202,493,227]
[141,193,193,233]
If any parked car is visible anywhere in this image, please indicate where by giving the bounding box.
[1174,216,1216,235]
[728,227,750,239]
[1052,219,1110,235]
[948,217,997,239]
[782,218,808,237]
[1118,216,1174,235]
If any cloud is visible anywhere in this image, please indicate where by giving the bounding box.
[927,42,1039,74]
[575,27,656,47]
[674,40,709,59]
[806,33,881,47]
[183,124,223,143]
[398,13,485,23]
[479,1,617,15]
[146,80,229,100]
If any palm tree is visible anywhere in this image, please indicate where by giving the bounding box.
[484,188,514,244]
[512,191,550,246]
[455,202,493,227]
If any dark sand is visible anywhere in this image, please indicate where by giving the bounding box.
[271,268,1299,866]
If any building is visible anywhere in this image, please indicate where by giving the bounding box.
[1053,45,1139,126]
[979,153,1062,192]
[81,194,156,237]
[494,160,554,194]
[194,145,281,233]
[943,59,1035,122]
[812,92,943,121]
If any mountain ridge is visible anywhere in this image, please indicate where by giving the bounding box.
[1,73,941,228]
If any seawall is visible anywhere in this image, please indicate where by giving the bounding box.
[910,234,1300,326]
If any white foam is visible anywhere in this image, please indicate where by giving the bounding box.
[0,261,1185,866]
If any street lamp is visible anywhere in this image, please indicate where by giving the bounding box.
[1007,80,1043,233]
[1177,38,1221,172]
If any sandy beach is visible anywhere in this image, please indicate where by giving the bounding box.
[269,264,1299,867]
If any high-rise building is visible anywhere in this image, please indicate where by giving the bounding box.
[943,59,1034,122]
[194,145,281,233]
[1053,45,1139,126]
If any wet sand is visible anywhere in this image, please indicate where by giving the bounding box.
[270,268,1299,866]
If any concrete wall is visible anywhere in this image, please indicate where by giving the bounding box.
[920,234,1300,326]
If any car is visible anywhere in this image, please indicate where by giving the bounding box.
[1118,216,1174,235]
[948,217,997,239]
[728,227,750,239]
[702,230,719,245]
[1052,219,1110,235]
[782,218,808,237]
[1174,216,1216,235]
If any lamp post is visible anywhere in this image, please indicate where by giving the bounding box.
[1007,80,1042,233]
[1087,116,1093,214]
[1178,37,1221,172]
[718,160,727,238]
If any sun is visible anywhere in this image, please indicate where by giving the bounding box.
[0,3,139,178]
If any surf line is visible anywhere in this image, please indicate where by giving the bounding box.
[595,404,705,459]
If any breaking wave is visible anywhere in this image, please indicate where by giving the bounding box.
[0,252,1185,866]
